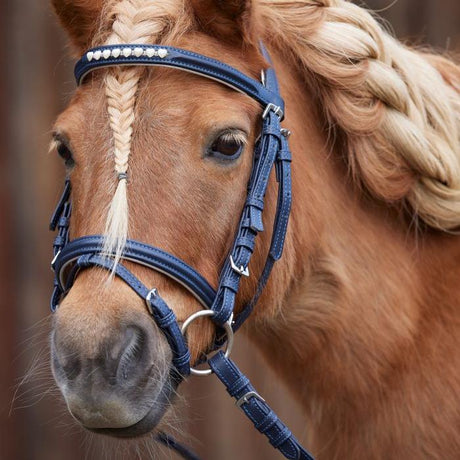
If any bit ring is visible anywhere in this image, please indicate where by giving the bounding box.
[181,310,234,376]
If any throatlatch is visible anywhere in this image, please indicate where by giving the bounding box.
[50,43,314,460]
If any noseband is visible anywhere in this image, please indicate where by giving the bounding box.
[50,43,314,460]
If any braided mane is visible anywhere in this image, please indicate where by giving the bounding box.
[100,0,191,264]
[100,0,460,263]
[260,0,460,230]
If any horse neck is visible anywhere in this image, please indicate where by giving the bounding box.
[248,48,460,448]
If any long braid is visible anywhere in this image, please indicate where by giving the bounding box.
[261,0,460,229]
[102,0,185,264]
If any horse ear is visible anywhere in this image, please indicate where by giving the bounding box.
[190,0,259,44]
[52,0,104,52]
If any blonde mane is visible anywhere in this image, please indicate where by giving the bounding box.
[259,0,460,230]
[100,0,190,263]
[100,0,460,263]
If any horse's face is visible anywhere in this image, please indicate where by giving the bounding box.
[50,26,266,436]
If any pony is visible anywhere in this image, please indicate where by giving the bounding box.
[49,0,460,458]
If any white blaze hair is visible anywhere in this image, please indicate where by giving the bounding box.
[102,0,184,266]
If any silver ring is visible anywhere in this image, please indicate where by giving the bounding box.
[181,310,234,376]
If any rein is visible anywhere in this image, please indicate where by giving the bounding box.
[50,43,314,460]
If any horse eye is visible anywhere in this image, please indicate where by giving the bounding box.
[56,142,75,168]
[207,132,245,161]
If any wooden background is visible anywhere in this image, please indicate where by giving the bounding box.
[1,1,458,459]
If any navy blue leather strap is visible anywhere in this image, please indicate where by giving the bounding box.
[260,43,280,96]
[50,178,72,312]
[205,47,291,330]
[74,44,284,115]
[233,131,292,331]
[209,352,314,460]
[49,178,71,231]
[53,235,216,310]
[156,432,201,460]
[211,109,285,329]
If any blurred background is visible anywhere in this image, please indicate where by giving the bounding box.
[1,1,459,459]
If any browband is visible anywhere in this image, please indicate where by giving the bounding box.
[75,44,285,116]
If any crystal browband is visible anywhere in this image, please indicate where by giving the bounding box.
[86,46,169,62]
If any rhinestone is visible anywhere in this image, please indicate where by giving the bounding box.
[158,48,168,58]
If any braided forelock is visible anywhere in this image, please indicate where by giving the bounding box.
[261,0,460,230]
[102,0,187,267]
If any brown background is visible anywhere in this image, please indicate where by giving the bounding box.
[1,1,459,459]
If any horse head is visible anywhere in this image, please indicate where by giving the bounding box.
[48,0,460,457]
[50,0,294,438]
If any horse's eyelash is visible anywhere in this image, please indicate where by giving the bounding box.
[219,131,248,145]
[48,137,60,155]
[51,135,75,169]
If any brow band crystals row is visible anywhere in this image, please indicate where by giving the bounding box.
[86,47,169,62]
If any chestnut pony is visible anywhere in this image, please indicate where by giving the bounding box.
[50,0,460,458]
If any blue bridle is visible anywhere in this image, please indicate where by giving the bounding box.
[50,43,314,460]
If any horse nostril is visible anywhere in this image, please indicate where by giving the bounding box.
[63,359,82,381]
[52,352,82,381]
[52,323,152,391]
[51,331,82,381]
[115,326,148,383]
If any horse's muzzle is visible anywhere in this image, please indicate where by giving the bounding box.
[51,310,174,436]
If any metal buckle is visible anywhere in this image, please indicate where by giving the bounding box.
[260,69,266,87]
[236,391,266,408]
[262,103,283,120]
[181,310,234,376]
[145,288,158,315]
[51,250,61,271]
[230,255,249,277]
